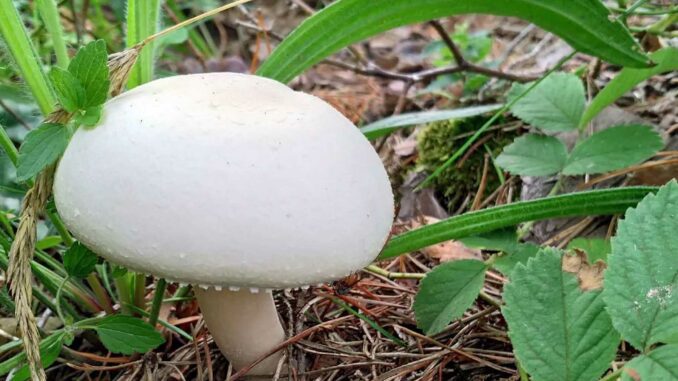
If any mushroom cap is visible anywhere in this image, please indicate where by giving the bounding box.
[54,73,394,289]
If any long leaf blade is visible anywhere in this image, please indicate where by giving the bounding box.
[360,104,502,140]
[379,187,658,260]
[257,0,650,83]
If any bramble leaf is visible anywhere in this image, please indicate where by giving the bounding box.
[603,180,678,351]
[496,134,567,176]
[503,248,619,381]
[507,73,585,132]
[563,125,662,175]
[567,238,610,263]
[621,345,678,381]
[414,260,486,335]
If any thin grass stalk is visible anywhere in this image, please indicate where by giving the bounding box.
[0,0,55,115]
[35,0,70,68]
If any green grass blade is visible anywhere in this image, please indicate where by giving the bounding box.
[257,0,650,83]
[580,47,678,128]
[36,0,70,69]
[379,187,658,260]
[126,0,162,88]
[0,0,56,115]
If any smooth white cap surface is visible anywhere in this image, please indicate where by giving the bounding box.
[54,73,394,288]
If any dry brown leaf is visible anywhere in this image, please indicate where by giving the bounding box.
[562,250,606,291]
[414,217,482,262]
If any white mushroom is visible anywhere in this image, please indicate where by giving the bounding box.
[53,73,394,375]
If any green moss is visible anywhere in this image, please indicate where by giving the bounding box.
[416,116,515,210]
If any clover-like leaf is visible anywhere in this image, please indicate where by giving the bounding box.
[563,125,662,175]
[496,134,567,176]
[508,73,585,132]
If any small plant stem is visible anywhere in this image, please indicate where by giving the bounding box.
[45,209,73,246]
[478,290,501,308]
[173,284,191,299]
[133,272,147,312]
[113,273,133,315]
[0,125,19,166]
[0,0,56,115]
[124,304,193,340]
[418,51,577,189]
[148,278,166,327]
[647,13,678,34]
[517,360,529,381]
[599,368,623,381]
[365,264,425,279]
[55,277,70,325]
[618,0,649,23]
[36,0,70,68]
[86,274,114,314]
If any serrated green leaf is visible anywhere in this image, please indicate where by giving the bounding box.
[257,0,650,83]
[68,40,110,108]
[493,243,540,276]
[49,67,84,113]
[503,248,619,381]
[414,260,486,335]
[508,73,585,132]
[621,345,678,381]
[563,125,663,175]
[359,104,502,140]
[567,238,610,263]
[63,242,98,278]
[11,333,64,381]
[496,134,567,176]
[16,123,70,181]
[581,48,678,128]
[74,105,103,127]
[603,180,678,351]
[89,315,164,355]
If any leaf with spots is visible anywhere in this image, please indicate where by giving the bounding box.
[503,248,619,381]
[603,180,678,351]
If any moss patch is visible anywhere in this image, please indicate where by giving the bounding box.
[416,116,515,211]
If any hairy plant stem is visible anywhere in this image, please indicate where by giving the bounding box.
[36,0,70,68]
[0,0,56,115]
[0,124,19,165]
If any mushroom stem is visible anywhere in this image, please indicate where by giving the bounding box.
[194,287,286,375]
